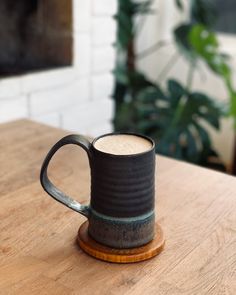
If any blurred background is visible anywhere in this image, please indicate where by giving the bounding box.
[0,0,236,174]
[0,0,115,137]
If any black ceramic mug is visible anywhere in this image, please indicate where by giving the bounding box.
[40,132,156,249]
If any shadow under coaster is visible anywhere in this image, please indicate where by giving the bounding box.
[77,221,165,263]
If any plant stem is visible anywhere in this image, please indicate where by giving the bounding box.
[157,51,180,82]
[133,0,155,36]
[186,63,195,92]
[136,40,170,60]
[127,40,135,72]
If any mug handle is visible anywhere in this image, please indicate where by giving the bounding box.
[40,134,92,218]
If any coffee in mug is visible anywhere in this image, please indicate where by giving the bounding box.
[94,134,153,155]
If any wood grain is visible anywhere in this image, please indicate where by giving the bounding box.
[0,119,236,294]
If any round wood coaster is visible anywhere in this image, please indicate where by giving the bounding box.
[77,221,165,263]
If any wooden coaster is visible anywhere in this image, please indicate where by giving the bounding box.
[77,221,165,263]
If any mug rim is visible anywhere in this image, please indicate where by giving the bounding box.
[91,132,155,158]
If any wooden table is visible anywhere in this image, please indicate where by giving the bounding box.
[0,120,235,295]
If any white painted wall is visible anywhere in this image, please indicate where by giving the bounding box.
[0,0,117,137]
[136,0,235,167]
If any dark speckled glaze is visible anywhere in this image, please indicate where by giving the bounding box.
[40,132,156,249]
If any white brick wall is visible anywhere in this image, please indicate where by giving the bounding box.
[92,46,115,73]
[73,34,91,76]
[92,0,117,16]
[91,73,114,101]
[33,113,61,128]
[0,77,22,99]
[21,68,77,92]
[29,78,90,116]
[74,0,91,33]
[62,99,114,134]
[0,96,28,123]
[0,0,116,137]
[92,18,117,46]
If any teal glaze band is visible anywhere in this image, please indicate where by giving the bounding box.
[90,207,155,223]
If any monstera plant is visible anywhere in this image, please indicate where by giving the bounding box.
[113,0,236,171]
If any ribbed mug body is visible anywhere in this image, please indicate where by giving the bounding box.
[88,134,155,249]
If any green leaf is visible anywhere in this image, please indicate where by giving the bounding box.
[168,79,186,107]
[189,25,231,79]
[113,82,128,104]
[187,24,232,84]
[174,24,192,50]
[174,24,196,60]
[190,92,221,112]
[137,120,162,133]
[137,86,166,103]
[225,80,236,120]
[136,105,157,117]
[229,91,236,118]
[189,24,218,54]
[137,120,155,131]
[201,114,220,129]
[129,71,155,91]
[193,122,211,150]
[114,100,134,132]
[188,24,236,120]
[188,92,221,129]
[191,123,223,167]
